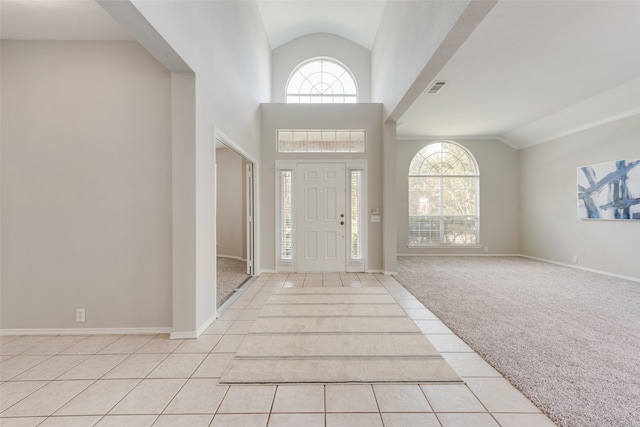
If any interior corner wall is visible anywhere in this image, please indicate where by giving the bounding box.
[271,33,372,103]
[216,148,245,260]
[396,139,520,255]
[519,115,640,280]
[1,41,172,330]
[260,103,384,273]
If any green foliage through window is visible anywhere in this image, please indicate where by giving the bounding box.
[408,142,479,246]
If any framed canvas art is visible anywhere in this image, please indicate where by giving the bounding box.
[578,158,640,220]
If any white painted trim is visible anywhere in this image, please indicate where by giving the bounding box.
[216,276,257,316]
[190,312,217,339]
[217,254,246,261]
[214,126,260,288]
[214,127,259,165]
[275,165,294,272]
[397,253,519,257]
[0,327,173,337]
[495,136,519,150]
[520,255,640,283]
[522,108,640,148]
[395,253,639,282]
[383,271,398,276]
[405,245,484,249]
[367,269,384,274]
[347,166,367,273]
[170,331,198,340]
[396,109,640,150]
[170,312,216,339]
[275,160,368,273]
[396,135,519,150]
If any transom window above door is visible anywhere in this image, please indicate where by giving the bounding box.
[277,129,366,153]
[286,58,358,104]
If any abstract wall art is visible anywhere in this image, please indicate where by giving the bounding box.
[578,158,640,220]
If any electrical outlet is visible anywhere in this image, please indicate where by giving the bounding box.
[572,255,578,263]
[484,246,489,253]
[76,308,86,323]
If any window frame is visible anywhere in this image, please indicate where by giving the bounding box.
[276,129,366,153]
[275,160,367,272]
[285,57,358,104]
[407,141,480,247]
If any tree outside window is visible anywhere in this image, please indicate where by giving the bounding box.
[408,142,479,246]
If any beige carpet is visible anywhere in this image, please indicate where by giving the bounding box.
[217,257,250,306]
[395,256,640,427]
[220,286,461,384]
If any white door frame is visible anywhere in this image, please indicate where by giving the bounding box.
[214,128,258,277]
[245,162,255,275]
[275,159,367,273]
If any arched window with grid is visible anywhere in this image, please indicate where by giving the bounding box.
[408,141,480,246]
[286,58,357,104]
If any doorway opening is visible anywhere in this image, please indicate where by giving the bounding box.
[215,130,255,307]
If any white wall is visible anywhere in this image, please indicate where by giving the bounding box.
[216,148,246,260]
[371,0,469,112]
[265,32,388,272]
[520,115,640,280]
[271,33,371,103]
[1,41,172,330]
[397,139,520,255]
[121,0,271,334]
[260,104,383,272]
[1,0,271,335]
[131,0,270,159]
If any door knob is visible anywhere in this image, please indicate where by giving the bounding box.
[340,221,345,225]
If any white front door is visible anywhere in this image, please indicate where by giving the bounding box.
[296,163,346,272]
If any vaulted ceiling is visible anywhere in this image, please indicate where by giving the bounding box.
[2,0,639,149]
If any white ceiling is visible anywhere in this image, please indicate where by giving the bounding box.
[396,0,640,148]
[0,0,132,40]
[2,0,639,149]
[256,0,386,50]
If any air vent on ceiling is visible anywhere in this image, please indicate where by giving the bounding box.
[427,81,447,94]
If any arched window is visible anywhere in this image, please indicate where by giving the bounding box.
[286,58,357,103]
[408,141,479,246]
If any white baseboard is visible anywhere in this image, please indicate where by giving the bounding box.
[170,312,218,340]
[217,254,246,261]
[196,313,217,337]
[0,327,173,337]
[169,331,198,340]
[520,255,640,283]
[396,252,639,282]
[397,253,520,257]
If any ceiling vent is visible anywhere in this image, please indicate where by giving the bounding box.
[427,81,447,94]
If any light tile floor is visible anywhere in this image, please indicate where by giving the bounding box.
[0,273,556,426]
